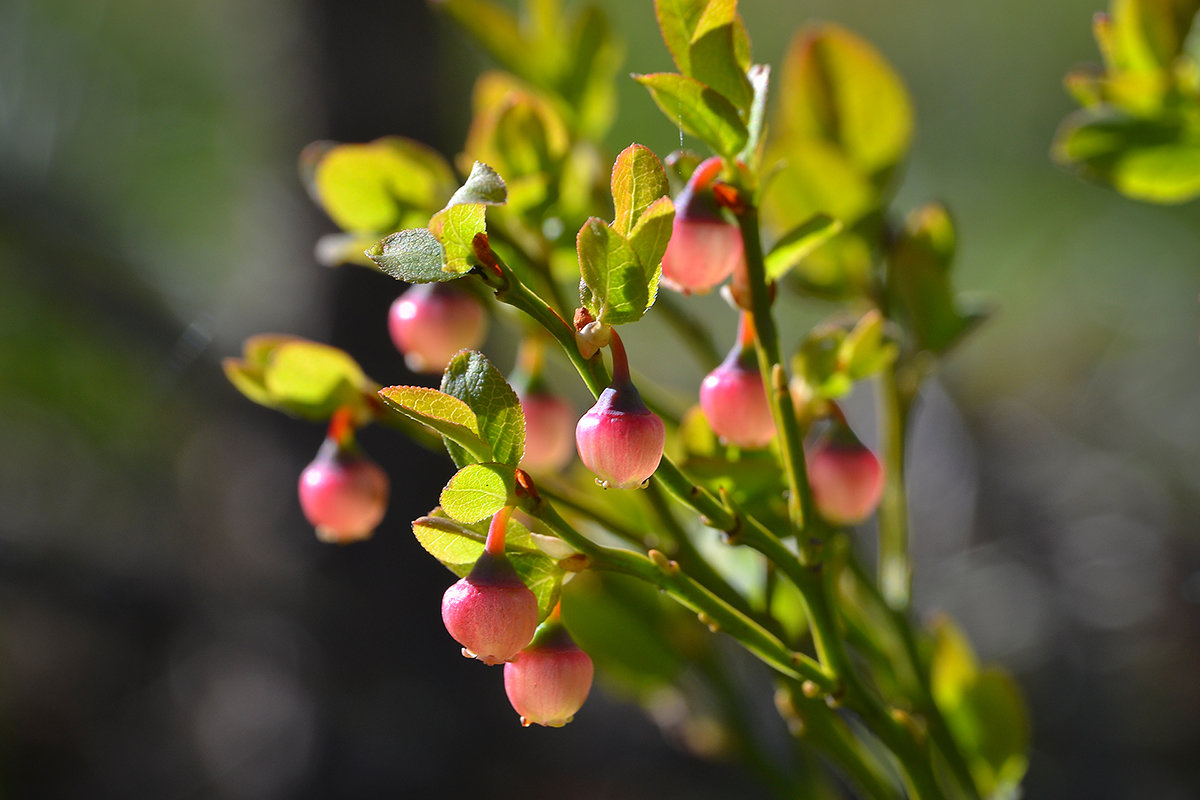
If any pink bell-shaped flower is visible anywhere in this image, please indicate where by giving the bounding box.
[388,282,487,373]
[510,338,575,473]
[520,391,576,473]
[298,409,389,543]
[806,418,885,526]
[575,331,665,489]
[699,312,775,448]
[441,507,539,665]
[504,607,594,728]
[661,157,744,294]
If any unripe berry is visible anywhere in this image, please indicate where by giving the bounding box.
[519,391,575,473]
[700,314,775,448]
[661,157,745,294]
[441,508,539,665]
[388,282,486,373]
[298,436,389,544]
[575,332,664,489]
[504,619,594,728]
[806,424,885,526]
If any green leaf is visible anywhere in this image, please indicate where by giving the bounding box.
[655,0,708,75]
[688,0,753,110]
[412,511,563,620]
[839,309,899,380]
[628,195,675,274]
[931,617,1030,797]
[224,339,376,421]
[634,72,748,159]
[776,24,913,180]
[440,351,526,468]
[611,144,671,237]
[309,138,455,233]
[429,203,487,272]
[439,462,515,523]
[1103,0,1200,73]
[887,203,985,354]
[1052,108,1200,203]
[365,228,458,283]
[563,5,623,139]
[377,385,492,462]
[577,218,655,325]
[446,160,509,207]
[764,214,842,279]
[738,63,771,166]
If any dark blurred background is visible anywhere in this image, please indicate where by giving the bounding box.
[2,0,1198,797]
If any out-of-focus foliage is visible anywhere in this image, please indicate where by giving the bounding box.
[1053,0,1200,202]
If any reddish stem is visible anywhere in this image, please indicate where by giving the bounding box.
[485,505,514,556]
[736,311,756,351]
[327,407,357,449]
[608,328,632,385]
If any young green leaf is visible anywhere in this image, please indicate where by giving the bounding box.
[439,462,516,523]
[627,195,675,274]
[688,0,753,111]
[764,214,842,280]
[224,339,377,421]
[776,24,913,181]
[309,138,456,233]
[377,385,492,463]
[1052,109,1200,203]
[577,218,654,326]
[429,203,487,272]
[446,160,509,207]
[365,229,455,283]
[655,0,708,75]
[441,351,526,468]
[634,73,748,159]
[887,202,986,354]
[611,144,671,237]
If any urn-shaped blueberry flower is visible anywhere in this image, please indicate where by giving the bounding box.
[575,331,665,489]
[388,282,487,373]
[806,419,885,526]
[661,157,745,294]
[700,312,775,448]
[504,609,594,728]
[298,410,389,543]
[441,507,539,665]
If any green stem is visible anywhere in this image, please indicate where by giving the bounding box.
[536,478,648,549]
[527,495,835,693]
[733,203,818,552]
[644,481,757,622]
[481,249,738,531]
[877,364,913,610]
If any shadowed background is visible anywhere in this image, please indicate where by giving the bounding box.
[1,0,1198,797]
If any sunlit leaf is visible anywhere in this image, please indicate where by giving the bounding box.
[446,160,509,207]
[764,214,842,280]
[377,384,491,462]
[635,72,749,158]
[611,144,671,237]
[441,350,526,468]
[366,229,456,283]
[577,218,655,325]
[775,24,913,181]
[439,462,515,523]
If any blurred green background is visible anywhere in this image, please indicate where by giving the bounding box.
[2,0,1198,797]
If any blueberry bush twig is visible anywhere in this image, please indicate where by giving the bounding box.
[225,1,1031,797]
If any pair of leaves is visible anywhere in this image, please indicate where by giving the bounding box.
[792,310,899,402]
[886,203,986,356]
[413,510,565,621]
[223,336,376,421]
[301,137,456,239]
[378,350,525,469]
[931,617,1031,798]
[635,0,759,160]
[365,162,508,282]
[577,144,675,325]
